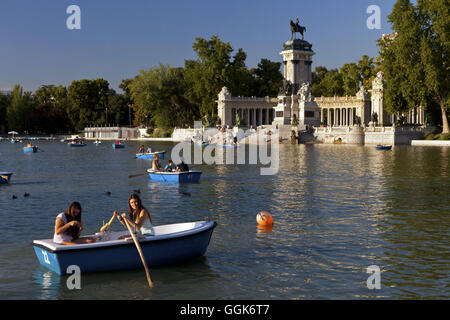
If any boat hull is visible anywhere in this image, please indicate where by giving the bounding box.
[148,170,202,183]
[375,145,392,150]
[33,221,216,275]
[112,144,125,149]
[0,172,13,184]
[23,146,38,153]
[68,143,86,147]
[222,145,240,148]
[136,151,166,160]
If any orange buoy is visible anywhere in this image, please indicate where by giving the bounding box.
[256,211,273,226]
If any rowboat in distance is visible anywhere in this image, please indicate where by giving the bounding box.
[93,140,102,145]
[147,169,202,183]
[135,151,166,160]
[195,141,217,147]
[375,145,392,150]
[112,142,125,149]
[68,138,86,147]
[0,172,13,184]
[23,146,38,153]
[222,144,240,148]
[33,221,217,275]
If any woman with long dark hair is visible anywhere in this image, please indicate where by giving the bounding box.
[53,202,95,245]
[114,194,155,237]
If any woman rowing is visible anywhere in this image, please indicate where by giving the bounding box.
[53,202,96,245]
[114,194,155,237]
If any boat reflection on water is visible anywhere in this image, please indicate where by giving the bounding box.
[33,267,63,300]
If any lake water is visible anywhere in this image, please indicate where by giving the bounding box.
[0,140,449,300]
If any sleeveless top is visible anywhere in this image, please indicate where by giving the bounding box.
[137,211,155,236]
[53,213,73,243]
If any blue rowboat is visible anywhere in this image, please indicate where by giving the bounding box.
[375,145,392,150]
[68,142,86,147]
[0,172,13,184]
[222,144,240,148]
[147,169,202,183]
[112,143,125,149]
[135,151,166,160]
[33,221,216,275]
[196,141,216,147]
[23,146,38,153]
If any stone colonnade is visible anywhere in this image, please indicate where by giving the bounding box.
[231,107,275,127]
[389,107,425,125]
[320,107,358,126]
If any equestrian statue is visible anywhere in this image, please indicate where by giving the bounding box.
[290,18,306,40]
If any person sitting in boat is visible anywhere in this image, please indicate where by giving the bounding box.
[26,143,33,148]
[163,160,175,172]
[175,160,189,172]
[152,153,161,171]
[53,202,96,245]
[116,141,121,145]
[114,194,154,237]
[147,146,153,153]
[138,145,145,153]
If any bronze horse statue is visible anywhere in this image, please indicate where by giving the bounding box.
[290,18,306,40]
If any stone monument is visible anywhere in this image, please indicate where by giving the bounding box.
[273,19,320,128]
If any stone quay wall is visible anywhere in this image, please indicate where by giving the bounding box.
[314,126,431,145]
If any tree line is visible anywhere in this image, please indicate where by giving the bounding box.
[0,80,132,134]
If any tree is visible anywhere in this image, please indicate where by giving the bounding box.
[379,0,449,133]
[357,55,377,90]
[184,36,248,118]
[6,85,33,132]
[129,64,199,129]
[31,85,70,133]
[417,0,449,133]
[67,79,110,131]
[312,68,344,97]
[250,58,283,97]
[0,91,9,132]
[340,62,360,96]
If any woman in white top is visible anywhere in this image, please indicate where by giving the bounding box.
[53,202,96,245]
[114,194,155,237]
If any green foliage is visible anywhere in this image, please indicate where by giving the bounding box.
[0,91,9,131]
[6,85,34,132]
[357,55,377,89]
[340,63,360,96]
[312,68,344,97]
[425,132,450,140]
[184,36,236,117]
[30,85,70,133]
[129,64,199,129]
[379,0,449,133]
[150,127,173,138]
[67,79,110,131]
[250,59,283,97]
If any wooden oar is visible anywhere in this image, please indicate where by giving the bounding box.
[121,216,153,288]
[128,172,148,178]
[100,213,116,232]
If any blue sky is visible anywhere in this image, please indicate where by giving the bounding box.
[0,0,397,92]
